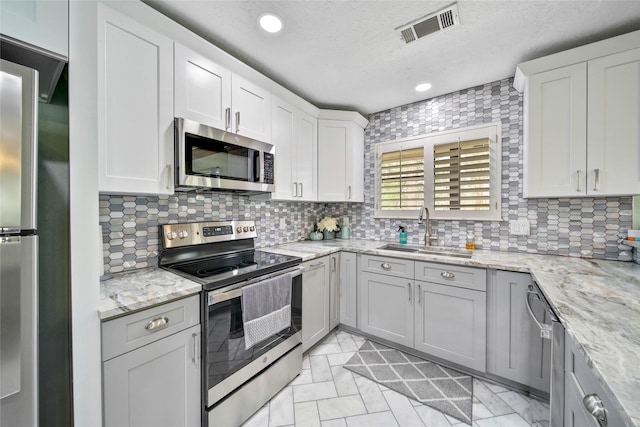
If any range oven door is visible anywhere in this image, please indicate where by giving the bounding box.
[175,117,274,192]
[203,266,302,408]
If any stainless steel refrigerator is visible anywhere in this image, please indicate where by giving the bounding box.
[0,58,39,427]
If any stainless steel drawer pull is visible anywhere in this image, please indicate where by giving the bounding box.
[441,271,455,279]
[583,394,607,426]
[145,316,169,331]
[381,263,391,271]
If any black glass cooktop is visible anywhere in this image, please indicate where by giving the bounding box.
[168,250,301,291]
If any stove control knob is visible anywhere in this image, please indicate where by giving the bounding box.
[243,226,249,232]
[236,226,243,233]
[166,231,178,240]
[249,226,255,232]
[178,230,189,239]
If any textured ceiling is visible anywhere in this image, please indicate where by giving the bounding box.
[144,0,640,115]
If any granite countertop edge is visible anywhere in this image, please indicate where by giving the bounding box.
[98,238,640,427]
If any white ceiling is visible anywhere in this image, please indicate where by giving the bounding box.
[144,0,640,115]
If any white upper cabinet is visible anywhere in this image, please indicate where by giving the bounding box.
[97,3,174,195]
[174,44,271,143]
[517,31,640,198]
[317,111,367,202]
[271,96,317,201]
[174,43,231,131]
[231,74,271,143]
[587,48,640,196]
[0,0,68,58]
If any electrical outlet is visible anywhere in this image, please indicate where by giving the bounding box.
[509,219,530,236]
[280,218,287,229]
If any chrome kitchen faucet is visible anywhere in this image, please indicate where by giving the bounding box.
[417,206,437,247]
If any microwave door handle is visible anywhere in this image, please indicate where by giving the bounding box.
[254,151,261,182]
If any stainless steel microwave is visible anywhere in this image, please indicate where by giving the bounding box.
[174,118,275,193]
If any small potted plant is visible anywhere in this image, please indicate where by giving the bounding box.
[317,216,339,240]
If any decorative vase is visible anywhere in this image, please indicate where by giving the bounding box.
[309,231,323,241]
[323,230,335,240]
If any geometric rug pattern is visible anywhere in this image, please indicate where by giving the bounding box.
[344,340,473,425]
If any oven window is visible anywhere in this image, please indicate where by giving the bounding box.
[206,276,302,390]
[185,132,258,182]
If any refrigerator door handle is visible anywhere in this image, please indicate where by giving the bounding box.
[0,236,22,399]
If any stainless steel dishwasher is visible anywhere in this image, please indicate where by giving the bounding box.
[526,281,565,427]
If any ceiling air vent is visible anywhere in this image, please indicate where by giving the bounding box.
[396,3,460,44]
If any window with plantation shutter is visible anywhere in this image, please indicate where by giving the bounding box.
[433,138,490,211]
[380,147,424,211]
[375,122,501,221]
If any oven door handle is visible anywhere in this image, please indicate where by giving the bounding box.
[208,265,304,305]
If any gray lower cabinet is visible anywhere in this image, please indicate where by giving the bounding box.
[103,324,201,427]
[414,280,486,372]
[302,256,330,352]
[358,270,414,347]
[564,330,624,427]
[101,295,201,427]
[339,252,358,328]
[487,270,550,393]
[329,253,340,330]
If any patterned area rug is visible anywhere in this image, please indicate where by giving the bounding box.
[344,341,473,425]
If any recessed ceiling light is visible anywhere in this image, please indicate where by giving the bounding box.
[415,83,432,92]
[259,13,283,33]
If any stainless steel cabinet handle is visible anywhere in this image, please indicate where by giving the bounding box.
[192,333,199,363]
[381,263,391,271]
[145,316,169,331]
[593,168,600,191]
[166,164,172,190]
[225,107,231,130]
[576,170,582,192]
[306,262,325,271]
[332,256,337,273]
[525,285,552,339]
[407,282,412,301]
[235,111,240,133]
[440,271,455,279]
[298,183,303,198]
[293,182,298,197]
[418,283,422,304]
[583,394,607,427]
[347,185,352,200]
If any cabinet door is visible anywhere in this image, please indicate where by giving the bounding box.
[358,271,414,347]
[231,74,271,143]
[487,271,550,392]
[339,252,357,328]
[302,257,330,352]
[174,43,232,131]
[97,4,174,195]
[318,119,348,201]
[346,123,364,202]
[103,325,201,427]
[296,110,318,201]
[414,281,486,372]
[271,97,296,200]
[587,48,640,196]
[329,254,340,330]
[525,63,587,198]
[0,0,68,58]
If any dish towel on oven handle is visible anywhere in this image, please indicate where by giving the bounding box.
[242,272,293,350]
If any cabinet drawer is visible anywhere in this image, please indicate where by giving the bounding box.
[415,261,486,291]
[360,254,414,279]
[102,295,200,361]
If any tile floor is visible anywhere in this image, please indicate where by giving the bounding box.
[242,330,551,427]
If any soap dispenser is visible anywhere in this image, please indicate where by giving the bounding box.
[398,226,408,244]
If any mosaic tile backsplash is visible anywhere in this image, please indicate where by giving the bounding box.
[100,77,634,273]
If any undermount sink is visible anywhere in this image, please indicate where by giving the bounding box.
[379,243,473,259]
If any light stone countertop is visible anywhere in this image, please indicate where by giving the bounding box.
[98,267,201,321]
[264,239,640,427]
[97,238,640,426]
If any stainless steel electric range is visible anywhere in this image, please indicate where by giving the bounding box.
[159,220,303,427]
